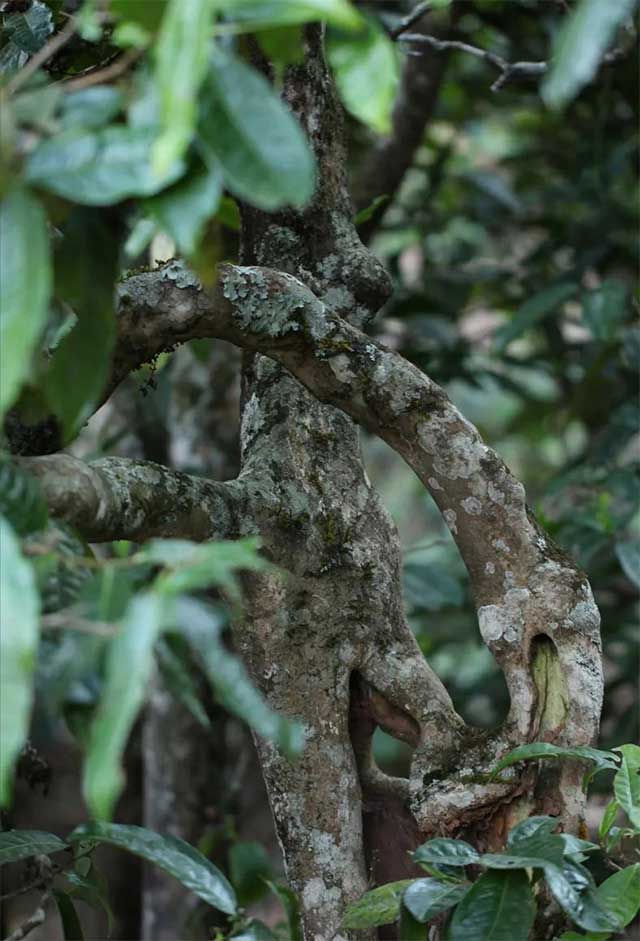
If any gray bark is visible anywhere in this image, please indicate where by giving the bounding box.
[22,24,604,941]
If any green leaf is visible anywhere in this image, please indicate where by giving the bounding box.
[60,87,124,130]
[146,161,223,257]
[545,861,621,934]
[327,16,399,135]
[355,194,389,226]
[153,0,213,174]
[178,598,305,759]
[144,536,266,597]
[0,458,48,535]
[615,540,640,589]
[13,80,62,130]
[403,878,470,923]
[447,870,535,941]
[3,1,53,54]
[52,890,84,940]
[582,280,628,341]
[216,196,241,231]
[507,816,558,846]
[199,45,315,210]
[26,125,184,206]
[343,880,414,930]
[0,518,40,805]
[230,920,276,941]
[613,744,640,828]
[264,880,302,941]
[494,282,578,351]
[110,0,167,30]
[596,864,640,928]
[229,841,272,906]
[65,864,115,936]
[46,208,118,436]
[0,187,52,418]
[69,822,236,915]
[83,591,165,819]
[541,0,638,109]
[399,904,426,940]
[489,743,619,781]
[598,800,619,843]
[0,829,67,865]
[413,839,480,868]
[155,635,210,729]
[216,0,362,30]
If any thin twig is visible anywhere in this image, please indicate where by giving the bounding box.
[3,894,48,941]
[62,48,141,92]
[389,1,432,39]
[40,611,117,636]
[6,18,76,95]
[398,32,547,91]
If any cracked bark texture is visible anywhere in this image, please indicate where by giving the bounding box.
[21,23,605,941]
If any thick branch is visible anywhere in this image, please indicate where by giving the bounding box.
[111,263,603,767]
[20,453,267,542]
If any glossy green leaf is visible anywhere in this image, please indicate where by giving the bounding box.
[403,878,470,923]
[60,87,124,130]
[327,16,398,134]
[26,125,184,205]
[0,187,51,418]
[494,282,578,351]
[179,598,305,759]
[615,540,640,589]
[153,0,213,174]
[343,880,414,930]
[0,829,67,864]
[199,45,315,210]
[490,743,619,780]
[83,591,165,819]
[0,519,40,805]
[0,458,48,536]
[598,800,619,842]
[229,841,272,906]
[69,822,236,915]
[542,0,638,109]
[147,161,223,257]
[596,864,640,928]
[355,194,389,226]
[216,0,362,29]
[3,1,53,54]
[545,861,621,934]
[447,870,535,941]
[613,744,640,828]
[230,920,276,941]
[507,815,558,847]
[582,280,628,341]
[53,890,84,941]
[413,839,480,868]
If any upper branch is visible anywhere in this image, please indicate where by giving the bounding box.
[20,453,264,543]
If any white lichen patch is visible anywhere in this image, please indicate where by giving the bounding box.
[477,588,530,645]
[428,477,442,491]
[485,561,496,575]
[222,266,307,337]
[461,496,483,516]
[329,354,355,384]
[240,393,265,455]
[158,259,201,290]
[443,509,457,533]
[493,537,511,554]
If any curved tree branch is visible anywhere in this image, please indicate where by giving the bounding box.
[19,453,272,542]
